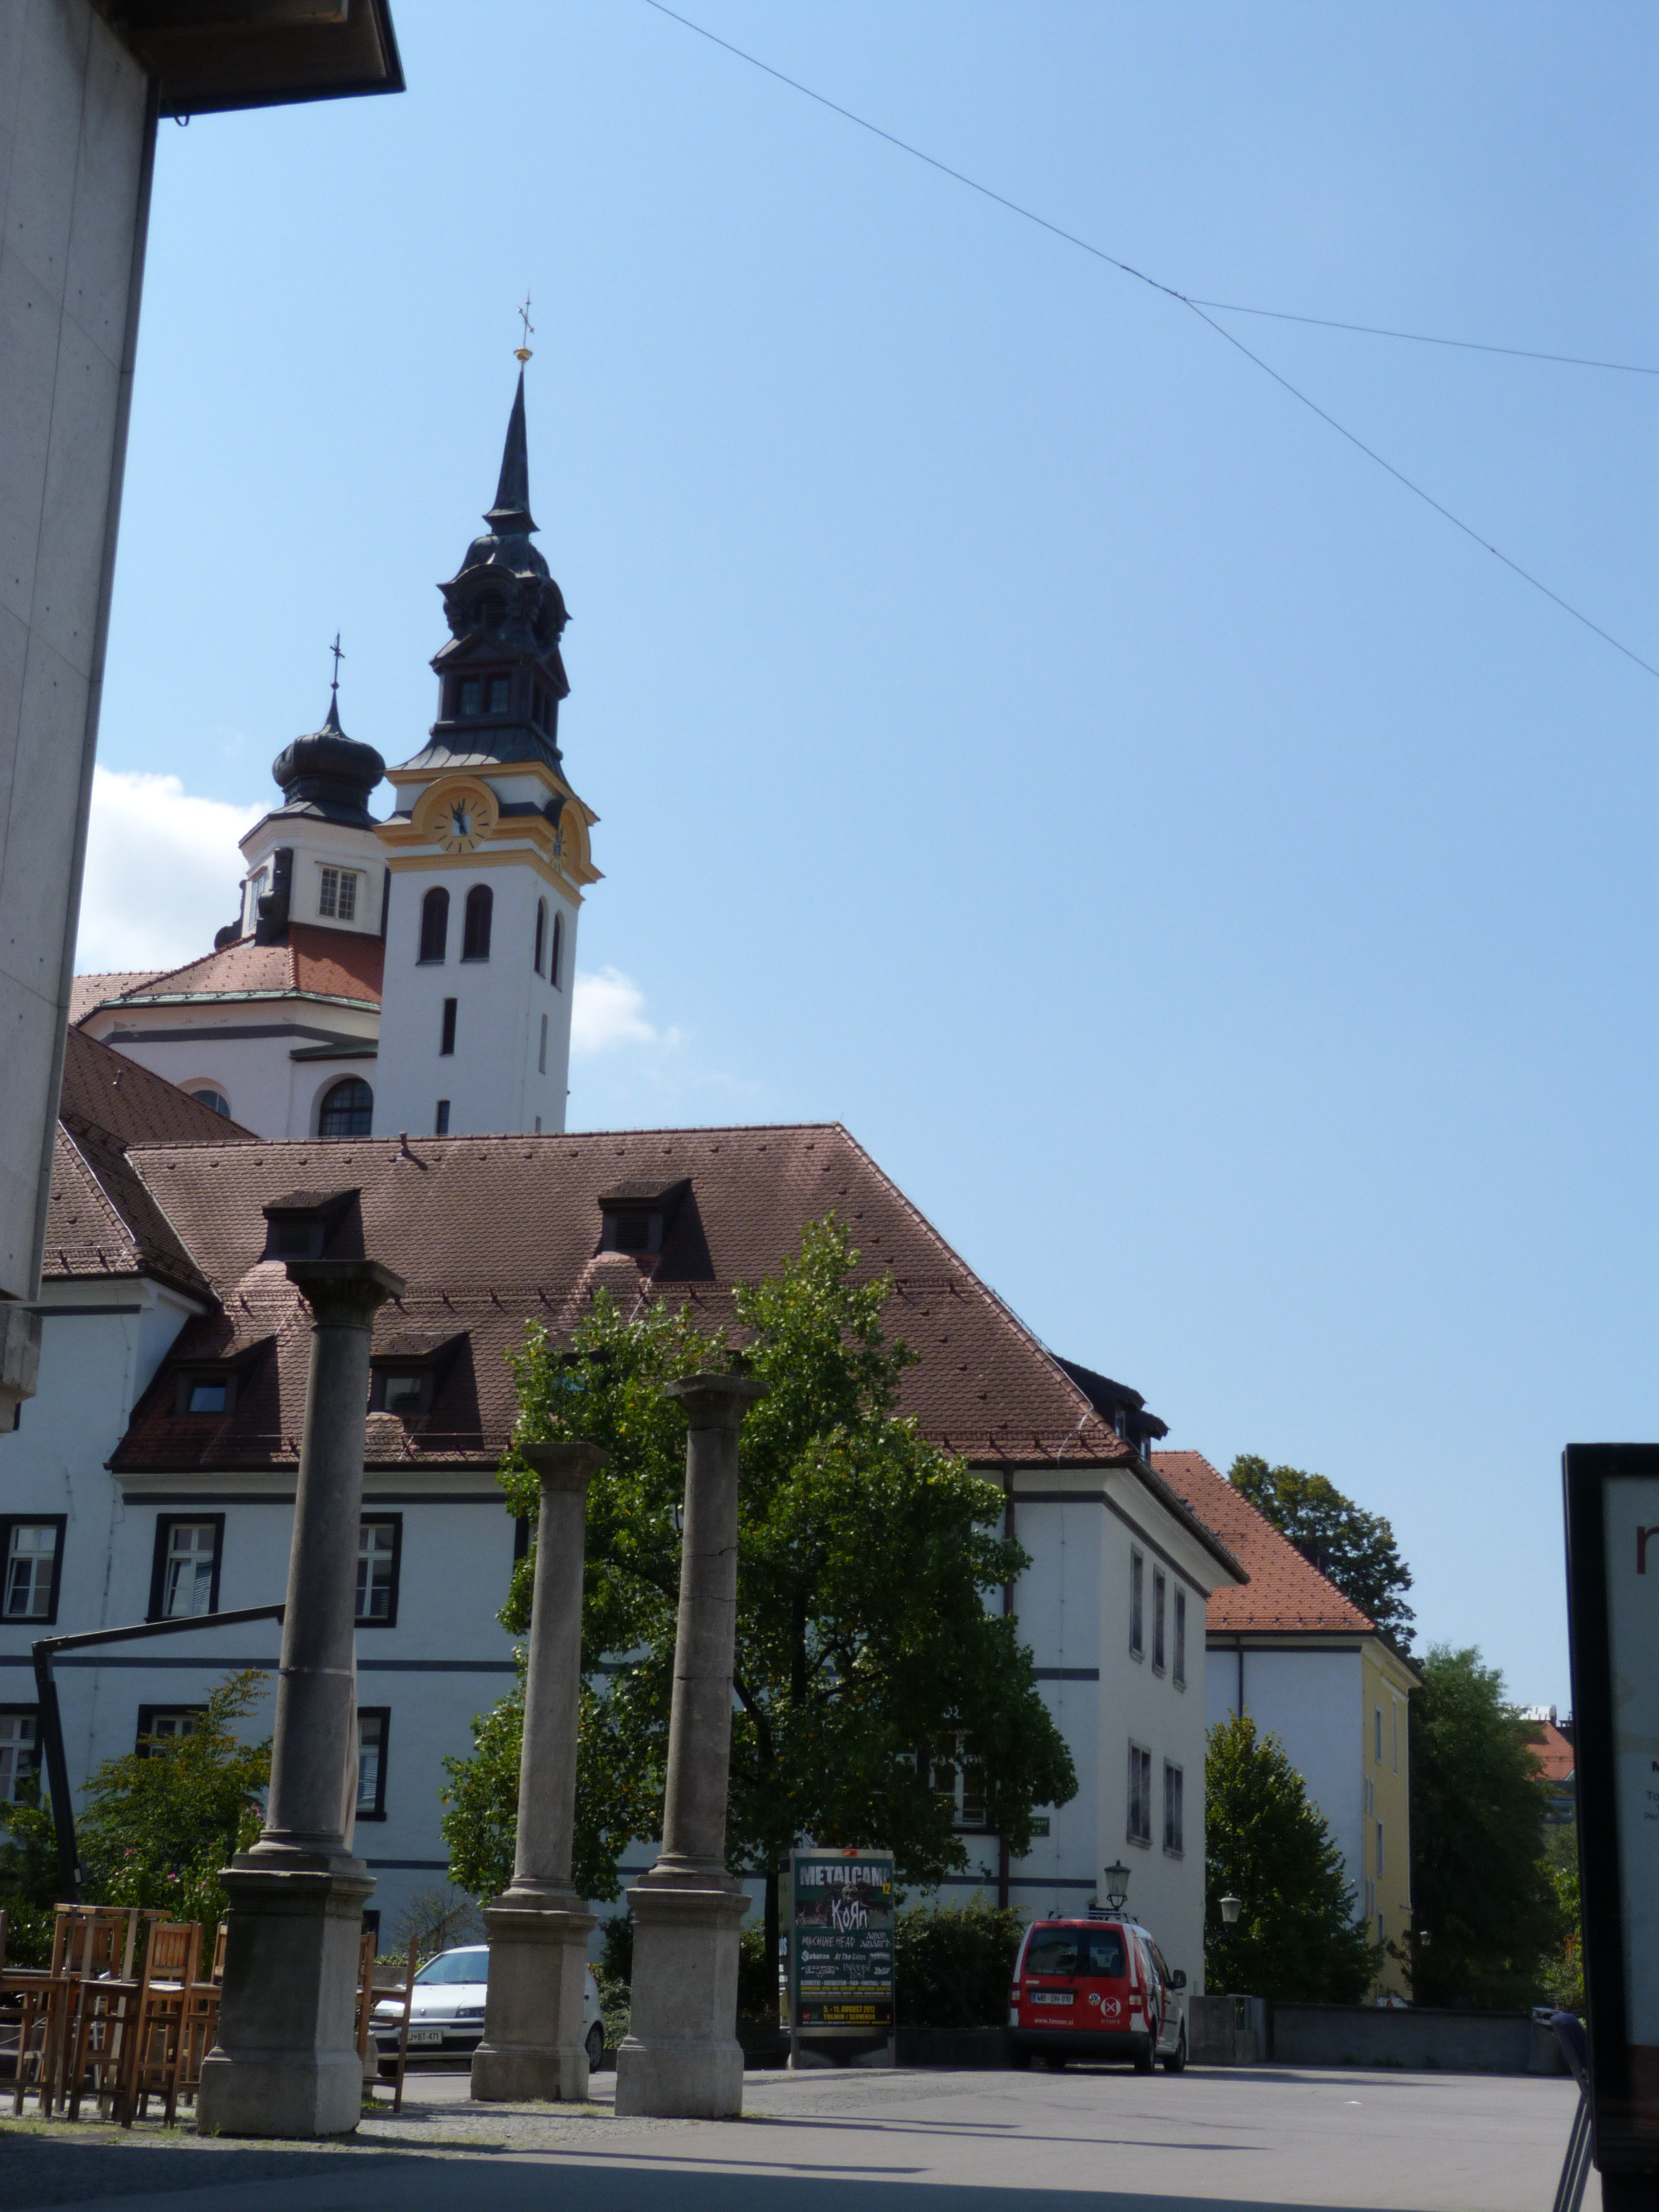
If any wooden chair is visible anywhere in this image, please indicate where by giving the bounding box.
[362,1937,421,2112]
[118,1919,201,2127]
[6,1906,132,2117]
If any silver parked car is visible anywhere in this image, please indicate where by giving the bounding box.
[372,1943,606,2069]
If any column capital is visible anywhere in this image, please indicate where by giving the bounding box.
[285,1259,406,1325]
[664,1372,768,1430]
[522,1440,611,1493]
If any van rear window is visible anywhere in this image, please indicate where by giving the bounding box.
[1024,1928,1126,1978]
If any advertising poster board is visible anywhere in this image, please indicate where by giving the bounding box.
[1563,1443,1659,2199]
[788,1846,895,2049]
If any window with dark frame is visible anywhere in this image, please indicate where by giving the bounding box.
[319,1078,372,1138]
[1174,1588,1186,1687]
[487,676,510,714]
[459,678,482,717]
[148,1517,222,1622]
[461,884,493,961]
[1163,1761,1184,1854]
[357,1518,401,1627]
[549,909,563,988]
[1152,1567,1166,1674]
[440,998,457,1055]
[1129,1547,1144,1658]
[0,1707,40,1801]
[2,1519,65,1624]
[136,1706,207,1754]
[435,1100,450,1136]
[533,899,547,973]
[1127,1741,1152,1846]
[357,1709,390,1818]
[177,1371,234,1415]
[419,886,450,963]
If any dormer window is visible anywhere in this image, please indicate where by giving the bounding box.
[261,1188,359,1260]
[382,1373,426,1415]
[460,678,482,717]
[488,676,510,714]
[318,867,358,923]
[175,1370,236,1416]
[369,1329,465,1417]
[597,1178,689,1256]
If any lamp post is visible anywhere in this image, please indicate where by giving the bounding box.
[1102,1860,1131,1912]
[1220,1893,1243,1926]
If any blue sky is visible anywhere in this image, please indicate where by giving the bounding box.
[84,2,1657,1709]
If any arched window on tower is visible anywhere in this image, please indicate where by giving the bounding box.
[319,1078,373,1138]
[419,887,449,964]
[462,884,494,962]
[533,899,547,974]
[549,910,563,989]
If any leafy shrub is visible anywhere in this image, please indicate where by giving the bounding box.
[893,1900,1025,2027]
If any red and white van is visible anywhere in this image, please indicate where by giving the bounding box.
[1007,1914,1189,2072]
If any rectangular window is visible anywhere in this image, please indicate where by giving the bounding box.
[336,870,357,922]
[319,866,339,918]
[932,1734,987,1830]
[549,910,563,989]
[440,998,457,1055]
[148,1516,222,1622]
[538,1012,547,1074]
[487,675,510,714]
[435,1100,450,1136]
[136,1705,205,1754]
[1162,1761,1184,1854]
[1129,1548,1144,1658]
[1152,1568,1166,1673]
[460,678,482,717]
[2,1520,65,1624]
[1374,1705,1383,1764]
[356,1518,401,1628]
[1375,1820,1384,1878]
[1126,1741,1152,1845]
[1173,1589,1186,1687]
[1392,1700,1399,1774]
[357,1708,389,1819]
[0,1708,39,1802]
[380,1372,426,1415]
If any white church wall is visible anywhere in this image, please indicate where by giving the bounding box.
[236,819,387,942]
[80,1013,378,1139]
[376,858,576,1139]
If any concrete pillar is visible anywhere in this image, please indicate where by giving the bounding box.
[614,1372,766,2119]
[197,1256,403,2139]
[470,1439,607,2102]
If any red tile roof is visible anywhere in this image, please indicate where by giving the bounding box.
[70,972,163,1023]
[45,1121,213,1303]
[1154,1450,1372,1635]
[83,925,382,1010]
[109,1123,1176,1493]
[60,1027,258,1146]
[1524,1720,1575,1786]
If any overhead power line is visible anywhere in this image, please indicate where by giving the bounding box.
[1188,300,1657,378]
[642,0,1657,683]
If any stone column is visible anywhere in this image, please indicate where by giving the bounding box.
[470,1440,607,2102]
[197,1257,403,2140]
[614,1372,766,2119]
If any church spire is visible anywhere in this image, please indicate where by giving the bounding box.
[484,368,537,537]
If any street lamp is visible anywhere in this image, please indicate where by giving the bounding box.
[1102,1860,1131,1912]
[1219,1893,1242,1926]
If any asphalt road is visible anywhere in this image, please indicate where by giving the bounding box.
[0,2062,1595,2212]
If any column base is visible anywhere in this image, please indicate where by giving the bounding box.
[469,1888,596,2103]
[196,1853,373,2139]
[613,1870,749,2118]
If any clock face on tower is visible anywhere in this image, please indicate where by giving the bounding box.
[441,804,480,855]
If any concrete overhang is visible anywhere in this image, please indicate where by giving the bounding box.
[104,0,403,118]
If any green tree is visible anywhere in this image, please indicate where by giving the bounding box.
[442,1217,1077,1961]
[1408,1645,1562,2008]
[1228,1454,1415,1649]
[0,1778,63,1965]
[76,1670,270,1939]
[1204,1713,1378,2001]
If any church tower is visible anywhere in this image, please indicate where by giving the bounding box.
[374,368,600,1138]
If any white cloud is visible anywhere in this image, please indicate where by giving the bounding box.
[76,768,261,973]
[571,966,679,1056]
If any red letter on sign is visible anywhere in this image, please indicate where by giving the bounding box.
[1639,1527,1659,1574]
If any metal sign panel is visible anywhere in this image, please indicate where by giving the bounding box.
[788,1847,895,2039]
[1564,1444,1659,2192]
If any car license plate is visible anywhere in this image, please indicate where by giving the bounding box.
[406,2027,443,2046]
[1030,1991,1073,2005]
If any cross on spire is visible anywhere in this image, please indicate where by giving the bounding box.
[514,295,534,363]
[329,631,345,695]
